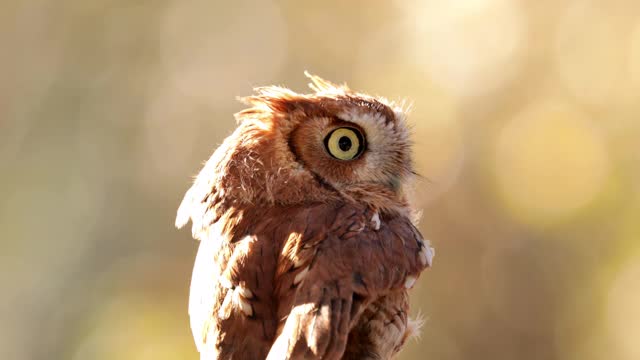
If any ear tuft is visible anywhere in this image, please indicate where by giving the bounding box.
[304,70,350,94]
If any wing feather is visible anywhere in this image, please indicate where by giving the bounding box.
[267,205,430,360]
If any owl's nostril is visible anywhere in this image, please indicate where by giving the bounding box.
[338,136,352,151]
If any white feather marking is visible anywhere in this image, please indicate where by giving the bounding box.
[219,275,233,290]
[371,212,381,231]
[407,314,426,341]
[419,243,435,267]
[404,275,417,289]
[218,290,233,320]
[234,289,254,317]
[236,285,253,299]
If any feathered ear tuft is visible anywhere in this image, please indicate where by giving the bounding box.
[234,72,351,123]
[235,86,300,123]
[304,71,350,94]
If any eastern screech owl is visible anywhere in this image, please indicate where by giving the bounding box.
[176,73,434,360]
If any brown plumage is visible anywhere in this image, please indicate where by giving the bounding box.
[176,73,434,359]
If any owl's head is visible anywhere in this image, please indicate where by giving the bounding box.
[177,73,416,230]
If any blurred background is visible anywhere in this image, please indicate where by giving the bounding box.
[2,0,640,359]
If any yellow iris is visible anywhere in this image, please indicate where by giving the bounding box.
[325,127,364,160]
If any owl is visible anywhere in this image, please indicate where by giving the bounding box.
[176,73,434,360]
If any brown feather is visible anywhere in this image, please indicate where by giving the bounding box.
[177,73,433,359]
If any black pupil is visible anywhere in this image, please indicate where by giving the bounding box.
[338,136,352,151]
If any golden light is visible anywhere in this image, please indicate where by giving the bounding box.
[352,28,465,204]
[399,0,526,97]
[629,21,640,96]
[411,99,464,204]
[563,331,612,360]
[137,85,217,193]
[554,0,634,106]
[493,100,610,225]
[607,255,640,360]
[139,0,288,193]
[553,265,610,360]
[159,0,287,103]
[72,295,195,360]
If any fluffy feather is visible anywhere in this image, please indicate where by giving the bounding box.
[177,73,433,359]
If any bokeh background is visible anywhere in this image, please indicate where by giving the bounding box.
[2,0,640,359]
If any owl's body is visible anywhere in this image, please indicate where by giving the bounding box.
[177,74,433,359]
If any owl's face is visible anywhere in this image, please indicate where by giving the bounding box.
[181,73,415,224]
[286,92,412,193]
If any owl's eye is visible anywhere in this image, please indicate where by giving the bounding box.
[324,127,365,160]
